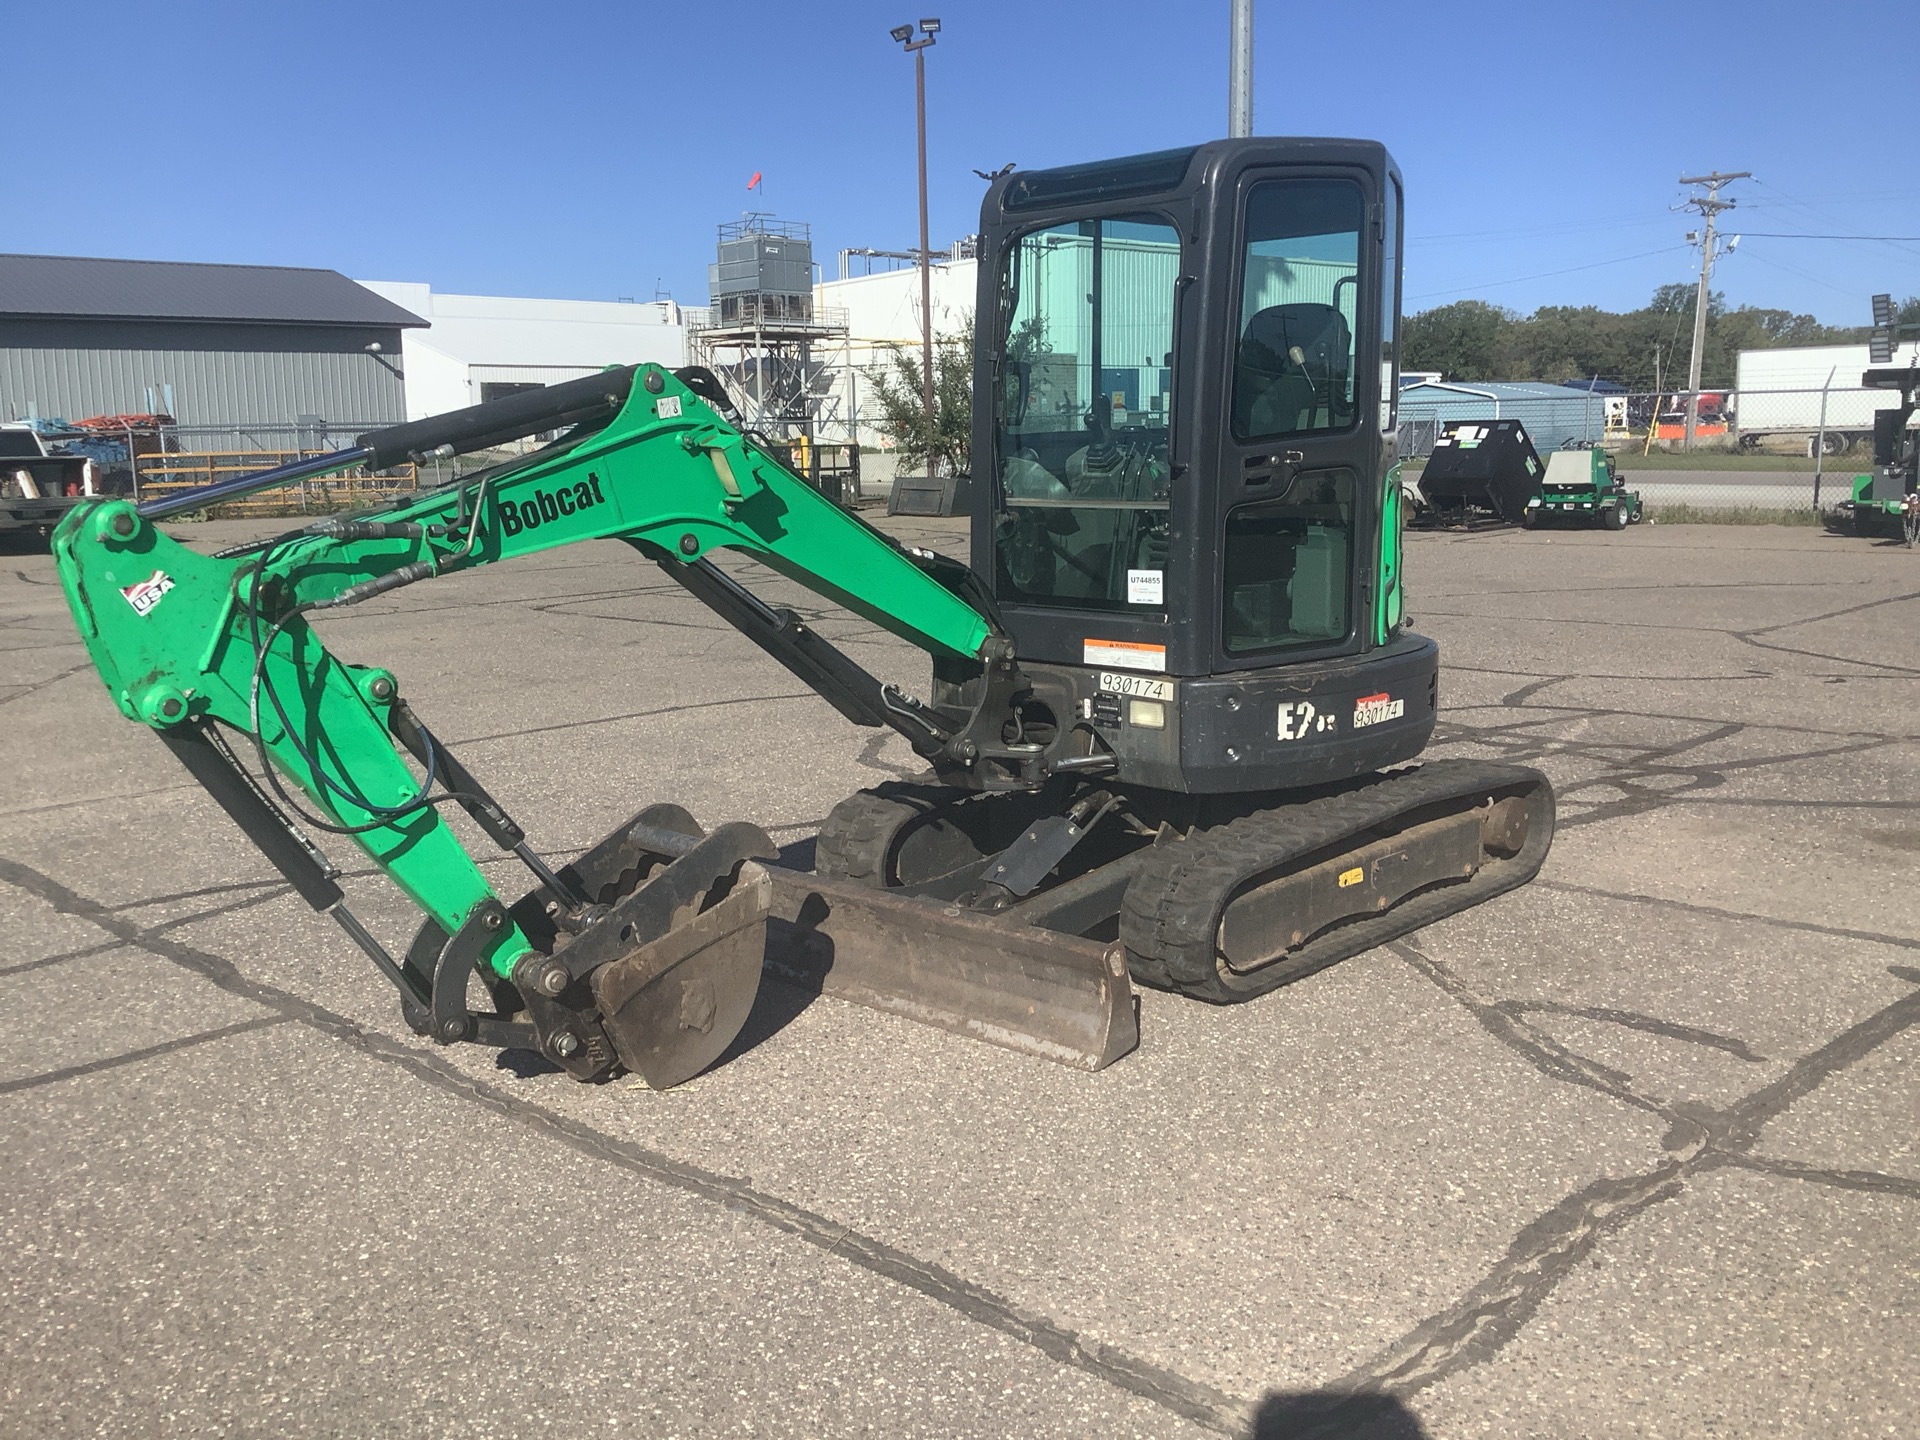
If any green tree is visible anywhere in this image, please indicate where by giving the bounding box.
[1404,285,1870,389]
[868,322,974,477]
[1402,300,1514,381]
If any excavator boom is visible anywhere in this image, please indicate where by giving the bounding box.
[53,364,1096,1086]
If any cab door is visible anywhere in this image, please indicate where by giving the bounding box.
[1207,166,1385,670]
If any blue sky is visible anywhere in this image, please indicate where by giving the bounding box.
[10,1,1917,324]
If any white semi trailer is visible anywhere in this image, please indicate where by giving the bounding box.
[1734,341,1920,456]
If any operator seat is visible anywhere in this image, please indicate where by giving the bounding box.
[1234,303,1351,437]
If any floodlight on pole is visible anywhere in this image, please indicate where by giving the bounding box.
[892,19,940,421]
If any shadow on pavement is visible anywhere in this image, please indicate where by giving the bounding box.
[1249,1390,1430,1439]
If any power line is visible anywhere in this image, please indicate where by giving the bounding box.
[1411,216,1673,245]
[1736,232,1920,242]
[1748,177,1920,261]
[1406,246,1687,303]
[1737,248,1868,301]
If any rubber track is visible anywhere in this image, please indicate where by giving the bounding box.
[1120,759,1554,1002]
[814,783,968,887]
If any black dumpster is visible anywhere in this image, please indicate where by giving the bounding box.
[1416,418,1544,524]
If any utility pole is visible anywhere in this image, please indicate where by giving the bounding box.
[1677,170,1748,448]
[891,20,941,423]
[1228,0,1253,138]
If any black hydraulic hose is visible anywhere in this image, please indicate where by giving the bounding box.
[356,366,638,469]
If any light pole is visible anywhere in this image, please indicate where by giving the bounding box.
[1228,0,1252,138]
[891,19,939,420]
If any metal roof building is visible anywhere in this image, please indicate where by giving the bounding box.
[0,254,425,432]
[1397,380,1612,456]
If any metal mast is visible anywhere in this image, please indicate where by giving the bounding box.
[892,20,942,420]
[1228,0,1253,138]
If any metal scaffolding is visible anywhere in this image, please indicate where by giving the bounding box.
[688,215,854,445]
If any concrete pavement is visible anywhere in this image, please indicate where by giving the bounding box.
[1,515,1915,1438]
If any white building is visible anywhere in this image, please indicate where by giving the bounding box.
[814,261,978,447]
[356,281,687,420]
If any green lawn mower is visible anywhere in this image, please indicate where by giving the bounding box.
[1522,443,1642,530]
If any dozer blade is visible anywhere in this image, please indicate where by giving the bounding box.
[590,865,773,1089]
[761,868,1138,1072]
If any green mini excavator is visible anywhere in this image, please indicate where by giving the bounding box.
[53,140,1554,1087]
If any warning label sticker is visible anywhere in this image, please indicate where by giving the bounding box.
[1083,638,1167,673]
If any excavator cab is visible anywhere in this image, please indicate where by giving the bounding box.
[947,141,1421,796]
[821,142,1549,1004]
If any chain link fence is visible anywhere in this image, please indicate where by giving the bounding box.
[1396,384,1911,517]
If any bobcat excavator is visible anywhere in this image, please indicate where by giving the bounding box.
[52,140,1553,1088]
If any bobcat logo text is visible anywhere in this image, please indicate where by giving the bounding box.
[497,474,608,536]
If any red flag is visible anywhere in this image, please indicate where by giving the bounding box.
[747,171,762,191]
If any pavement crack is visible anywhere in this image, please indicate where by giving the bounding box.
[1329,1162,1689,1398]
[1434,706,1899,831]
[0,661,91,708]
[1536,879,1920,953]
[1715,1154,1920,1200]
[0,938,127,977]
[1359,943,1920,1401]
[450,690,812,747]
[1495,1000,1766,1063]
[1710,965,1920,1153]
[1391,942,1671,1121]
[0,852,1252,1436]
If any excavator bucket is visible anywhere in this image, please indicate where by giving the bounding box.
[510,806,778,1090]
[591,867,773,1089]
[542,805,1138,1081]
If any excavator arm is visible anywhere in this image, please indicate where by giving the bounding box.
[52,364,1051,1086]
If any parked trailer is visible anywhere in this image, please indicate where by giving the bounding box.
[1734,341,1920,456]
